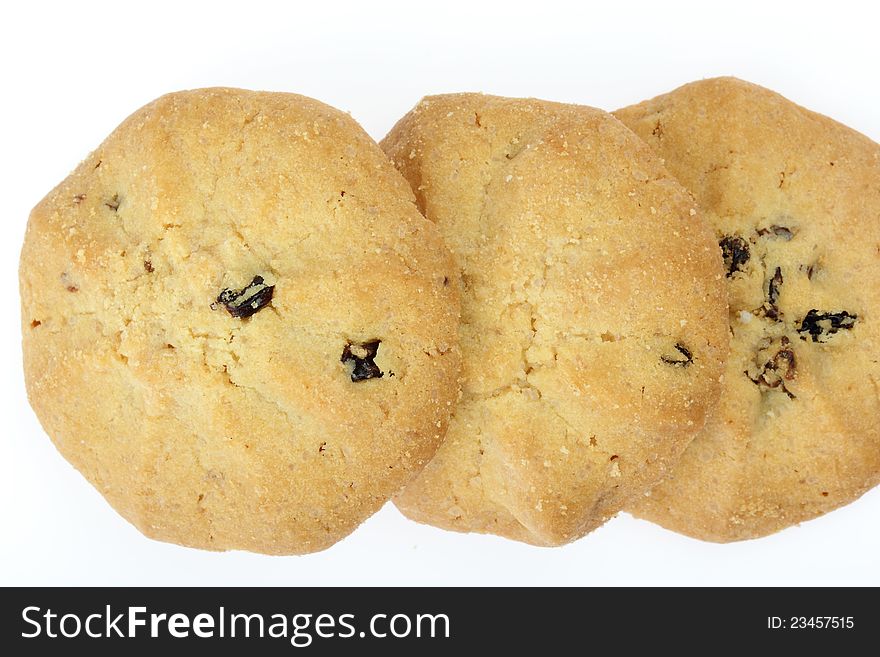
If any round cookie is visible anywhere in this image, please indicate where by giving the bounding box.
[615,77,880,541]
[381,94,728,545]
[20,88,461,555]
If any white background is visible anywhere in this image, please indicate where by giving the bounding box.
[3,0,879,586]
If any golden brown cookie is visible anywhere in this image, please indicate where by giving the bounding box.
[382,94,728,545]
[20,88,461,554]
[615,77,880,541]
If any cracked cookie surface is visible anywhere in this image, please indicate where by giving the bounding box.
[20,88,461,554]
[615,77,880,541]
[382,94,728,545]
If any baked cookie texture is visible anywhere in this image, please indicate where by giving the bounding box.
[20,88,461,554]
[382,94,728,545]
[615,77,880,541]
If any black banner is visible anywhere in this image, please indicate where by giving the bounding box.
[0,587,874,653]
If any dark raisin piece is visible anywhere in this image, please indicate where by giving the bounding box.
[797,310,857,342]
[757,225,794,240]
[746,337,797,399]
[757,266,785,320]
[768,267,783,306]
[719,235,750,277]
[775,350,796,382]
[216,275,274,318]
[341,340,384,382]
[105,194,120,211]
[144,260,154,273]
[745,337,797,399]
[661,343,693,367]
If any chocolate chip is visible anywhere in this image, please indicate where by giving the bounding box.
[341,340,384,382]
[719,235,750,277]
[797,310,857,342]
[216,275,274,318]
[757,225,794,240]
[30,320,41,328]
[144,260,154,273]
[661,343,693,367]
